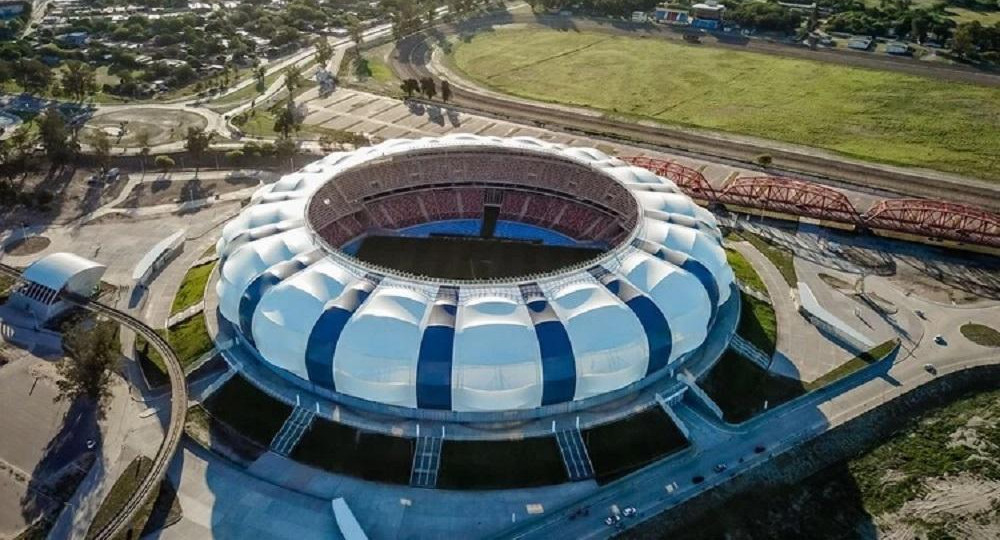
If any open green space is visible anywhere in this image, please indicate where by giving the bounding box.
[291,419,414,484]
[960,322,1000,347]
[85,456,147,539]
[738,292,778,356]
[700,350,807,423]
[341,43,403,97]
[726,248,768,298]
[583,408,689,484]
[728,230,797,287]
[806,339,899,390]
[450,29,1000,181]
[164,314,214,368]
[83,454,184,539]
[202,375,292,448]
[135,314,214,386]
[170,261,215,316]
[437,437,567,489]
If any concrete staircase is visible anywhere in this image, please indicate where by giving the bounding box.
[269,406,316,456]
[555,428,595,482]
[410,436,443,488]
[729,334,772,371]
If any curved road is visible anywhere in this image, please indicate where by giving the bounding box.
[0,263,187,540]
[391,20,1000,212]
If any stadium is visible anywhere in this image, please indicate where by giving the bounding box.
[214,134,736,422]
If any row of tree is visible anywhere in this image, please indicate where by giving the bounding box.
[400,77,453,101]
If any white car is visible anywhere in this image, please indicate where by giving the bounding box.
[622,507,637,517]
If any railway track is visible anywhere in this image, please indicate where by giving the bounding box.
[0,263,187,540]
[391,31,1000,212]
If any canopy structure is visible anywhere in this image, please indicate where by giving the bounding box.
[12,252,106,321]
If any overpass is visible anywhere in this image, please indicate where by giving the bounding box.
[0,262,187,540]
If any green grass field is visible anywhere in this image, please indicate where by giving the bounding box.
[738,292,778,356]
[726,248,768,298]
[451,29,1000,181]
[960,322,1000,347]
[806,339,899,391]
[135,314,214,385]
[169,261,215,316]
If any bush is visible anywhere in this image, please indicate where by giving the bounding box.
[154,155,175,171]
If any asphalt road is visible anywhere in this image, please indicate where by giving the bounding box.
[501,274,1000,539]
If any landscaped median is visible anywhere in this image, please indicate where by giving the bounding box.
[725,246,778,355]
[84,456,181,540]
[960,323,1000,348]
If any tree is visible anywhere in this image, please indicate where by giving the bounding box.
[283,64,303,97]
[17,59,52,95]
[38,107,76,164]
[135,129,151,168]
[61,61,98,102]
[184,127,213,174]
[424,0,438,25]
[154,154,175,172]
[226,149,244,163]
[440,80,452,103]
[952,22,981,58]
[347,14,363,53]
[57,321,119,409]
[275,137,297,161]
[315,37,333,68]
[254,64,267,93]
[420,76,437,100]
[92,130,111,173]
[273,99,302,138]
[400,78,420,97]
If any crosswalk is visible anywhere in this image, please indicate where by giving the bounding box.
[410,436,443,488]
[269,407,316,456]
[555,428,595,482]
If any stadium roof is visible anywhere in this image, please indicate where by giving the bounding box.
[215,135,735,413]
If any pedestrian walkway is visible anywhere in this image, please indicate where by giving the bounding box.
[270,407,316,456]
[410,436,443,488]
[555,428,594,482]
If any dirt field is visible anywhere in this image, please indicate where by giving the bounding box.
[4,236,51,256]
[80,108,207,147]
[116,175,261,208]
[0,167,130,226]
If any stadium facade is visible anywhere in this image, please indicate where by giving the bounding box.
[215,135,735,414]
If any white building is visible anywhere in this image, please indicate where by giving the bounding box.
[8,253,106,322]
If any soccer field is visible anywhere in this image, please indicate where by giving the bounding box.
[450,29,1000,182]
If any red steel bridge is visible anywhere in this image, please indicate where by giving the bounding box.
[622,156,1000,249]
